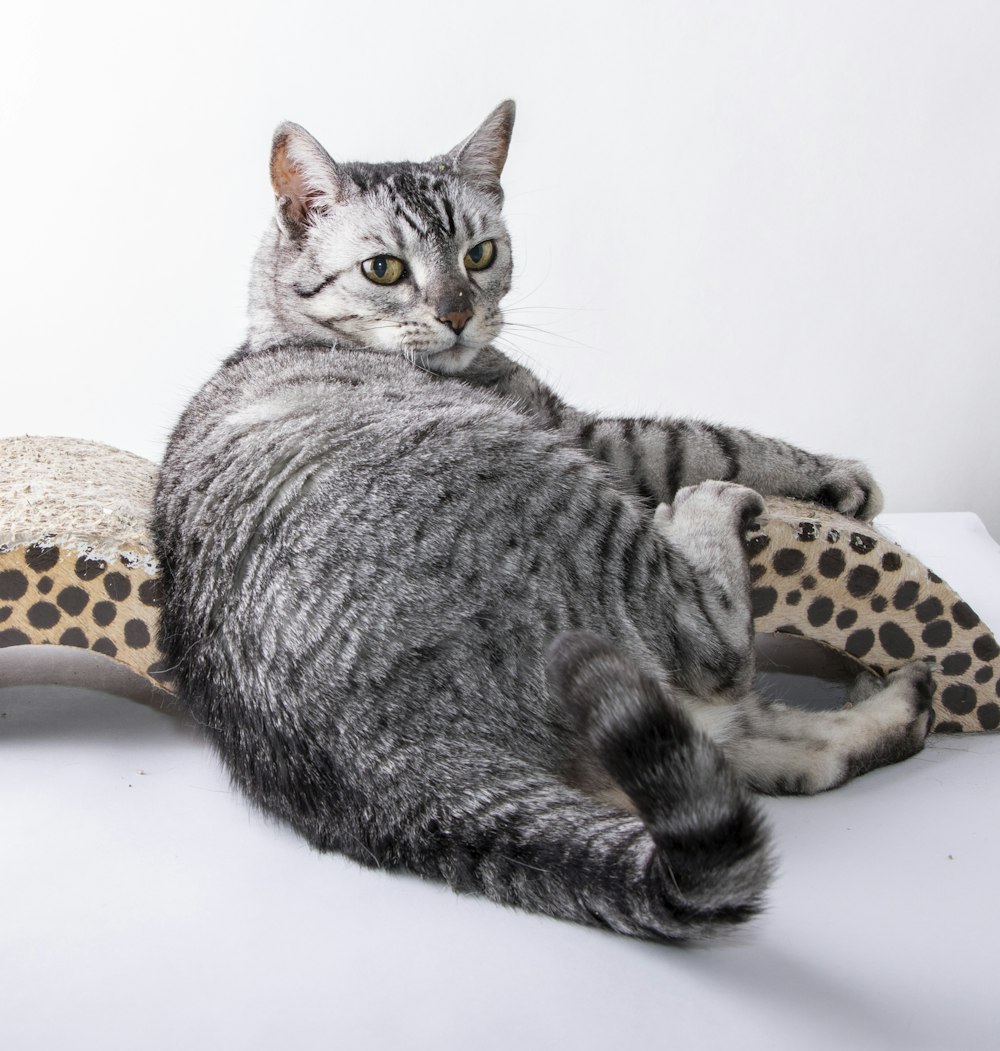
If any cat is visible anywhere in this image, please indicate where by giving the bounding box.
[152,101,934,943]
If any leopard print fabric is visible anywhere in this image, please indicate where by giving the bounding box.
[1,437,997,730]
[747,499,999,732]
[0,540,172,690]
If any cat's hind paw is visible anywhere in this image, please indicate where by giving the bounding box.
[849,659,936,772]
[655,481,764,536]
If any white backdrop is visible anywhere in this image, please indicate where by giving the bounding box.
[3,1,998,535]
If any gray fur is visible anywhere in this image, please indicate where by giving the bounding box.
[152,102,931,943]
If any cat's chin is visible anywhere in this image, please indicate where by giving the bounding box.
[420,345,482,375]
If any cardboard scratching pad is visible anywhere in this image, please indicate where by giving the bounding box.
[1,436,998,732]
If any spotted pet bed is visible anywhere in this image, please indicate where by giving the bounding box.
[1,435,998,732]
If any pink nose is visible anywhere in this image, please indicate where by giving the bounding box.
[440,309,473,333]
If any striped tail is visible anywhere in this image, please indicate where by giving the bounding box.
[541,630,773,940]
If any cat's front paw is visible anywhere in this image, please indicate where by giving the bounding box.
[815,460,883,520]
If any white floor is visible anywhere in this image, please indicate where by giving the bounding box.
[3,514,999,1051]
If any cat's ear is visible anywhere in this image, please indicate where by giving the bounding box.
[444,100,515,198]
[270,122,344,240]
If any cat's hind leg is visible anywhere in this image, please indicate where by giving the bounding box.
[653,480,763,697]
[722,661,935,795]
[393,630,773,943]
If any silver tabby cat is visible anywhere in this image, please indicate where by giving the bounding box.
[153,102,933,942]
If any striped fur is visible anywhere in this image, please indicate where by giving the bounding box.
[152,104,932,943]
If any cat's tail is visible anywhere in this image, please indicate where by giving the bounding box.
[542,630,773,941]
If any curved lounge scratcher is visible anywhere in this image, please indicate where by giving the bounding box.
[746,500,999,733]
[1,436,998,731]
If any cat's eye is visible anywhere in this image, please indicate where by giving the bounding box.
[362,255,406,285]
[464,240,496,271]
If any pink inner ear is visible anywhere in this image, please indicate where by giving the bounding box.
[271,139,323,224]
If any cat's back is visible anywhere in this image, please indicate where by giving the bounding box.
[158,342,577,536]
[153,344,631,677]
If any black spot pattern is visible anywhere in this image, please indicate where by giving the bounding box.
[893,581,919,610]
[836,609,858,630]
[92,638,117,658]
[915,597,943,624]
[773,549,806,576]
[27,602,60,629]
[124,620,151,649]
[975,666,994,684]
[972,634,999,662]
[25,544,60,573]
[749,564,766,582]
[941,653,971,676]
[881,552,902,572]
[786,590,801,606]
[796,522,818,541]
[104,572,132,601]
[942,684,976,716]
[818,549,846,579]
[936,721,963,734]
[37,576,53,595]
[952,602,980,630]
[57,586,89,616]
[801,575,816,590]
[807,597,834,627]
[60,628,88,648]
[92,601,117,627]
[0,607,9,623]
[75,556,107,581]
[0,569,29,600]
[879,622,915,660]
[979,704,1000,731]
[921,620,952,648]
[870,596,888,613]
[751,587,778,618]
[846,565,880,598]
[846,629,875,658]
[744,534,771,558]
[138,579,164,607]
[850,532,876,555]
[0,628,31,647]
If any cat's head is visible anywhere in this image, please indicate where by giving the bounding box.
[249,101,515,374]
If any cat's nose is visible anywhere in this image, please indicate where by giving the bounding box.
[439,309,473,333]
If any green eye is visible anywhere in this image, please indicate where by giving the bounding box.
[464,240,496,271]
[362,255,406,285]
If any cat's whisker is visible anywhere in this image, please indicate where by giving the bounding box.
[500,304,598,314]
[499,323,601,354]
[492,335,547,372]
[500,278,553,310]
